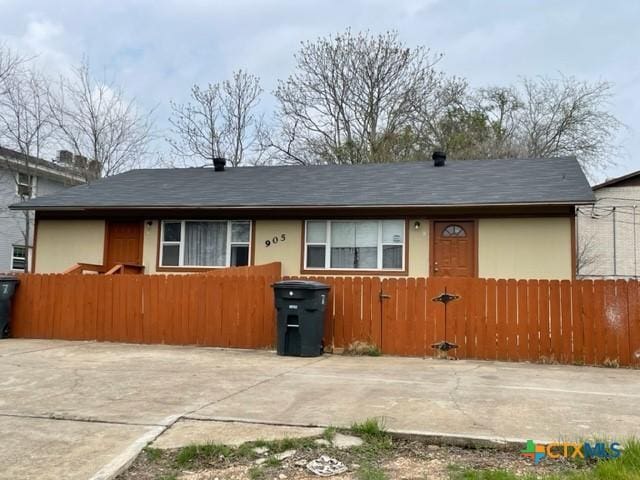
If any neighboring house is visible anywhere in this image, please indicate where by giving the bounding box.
[576,169,640,278]
[0,147,86,272]
[11,154,594,280]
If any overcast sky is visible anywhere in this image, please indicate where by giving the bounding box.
[1,0,638,181]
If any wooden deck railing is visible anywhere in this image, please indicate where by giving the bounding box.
[63,263,145,275]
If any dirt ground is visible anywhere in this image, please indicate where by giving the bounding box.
[119,436,586,480]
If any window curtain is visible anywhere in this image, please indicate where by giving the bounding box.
[184,222,227,266]
[331,221,377,269]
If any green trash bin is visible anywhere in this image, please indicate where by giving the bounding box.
[273,280,330,357]
[0,276,19,338]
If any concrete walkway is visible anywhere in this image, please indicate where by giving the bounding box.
[1,339,639,479]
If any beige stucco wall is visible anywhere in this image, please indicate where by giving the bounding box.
[35,220,105,273]
[34,216,572,279]
[253,220,303,276]
[478,217,572,280]
[142,220,159,274]
[408,218,429,277]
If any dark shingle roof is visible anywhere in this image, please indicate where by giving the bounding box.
[10,156,595,211]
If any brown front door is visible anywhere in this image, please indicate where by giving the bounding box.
[432,221,476,277]
[105,221,143,268]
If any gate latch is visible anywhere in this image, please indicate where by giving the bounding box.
[379,291,391,300]
[431,340,458,352]
[432,292,459,304]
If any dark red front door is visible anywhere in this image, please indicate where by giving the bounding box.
[105,221,142,268]
[432,221,475,277]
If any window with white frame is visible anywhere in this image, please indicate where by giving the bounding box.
[304,220,405,271]
[16,173,36,198]
[160,220,251,268]
[11,245,27,271]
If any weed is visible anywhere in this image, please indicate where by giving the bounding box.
[602,358,619,368]
[323,426,337,441]
[248,466,265,480]
[143,446,162,462]
[449,438,640,480]
[157,475,178,480]
[346,341,382,356]
[538,355,559,365]
[175,442,231,466]
[265,455,282,467]
[356,463,387,480]
[351,418,387,438]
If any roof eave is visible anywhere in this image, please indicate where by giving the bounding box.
[10,200,596,212]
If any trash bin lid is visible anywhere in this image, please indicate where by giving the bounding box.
[0,275,19,283]
[272,280,329,290]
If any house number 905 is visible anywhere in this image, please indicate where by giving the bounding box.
[265,234,286,247]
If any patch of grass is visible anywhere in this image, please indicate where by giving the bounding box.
[156,475,178,480]
[602,358,620,368]
[449,439,640,480]
[266,435,318,453]
[356,463,388,480]
[346,341,382,356]
[323,426,337,441]
[448,469,524,480]
[174,442,232,467]
[351,418,387,438]
[248,466,265,480]
[264,455,282,467]
[350,418,393,460]
[143,446,162,462]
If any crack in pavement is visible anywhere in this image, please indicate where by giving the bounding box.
[447,364,496,436]
[0,412,163,428]
[0,342,90,358]
[185,354,330,419]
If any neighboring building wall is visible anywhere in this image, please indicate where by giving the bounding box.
[35,220,105,273]
[478,217,572,280]
[0,169,73,273]
[577,185,640,277]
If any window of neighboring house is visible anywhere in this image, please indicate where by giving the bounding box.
[16,173,37,198]
[304,220,405,271]
[159,220,251,268]
[11,245,27,271]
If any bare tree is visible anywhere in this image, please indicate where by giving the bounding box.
[49,61,154,178]
[271,30,456,165]
[0,44,25,95]
[0,66,54,272]
[424,76,622,177]
[576,231,600,276]
[221,70,263,166]
[168,83,224,166]
[518,76,622,176]
[168,70,263,167]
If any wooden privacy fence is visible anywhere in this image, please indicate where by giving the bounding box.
[9,268,640,368]
[290,276,640,367]
[11,263,281,349]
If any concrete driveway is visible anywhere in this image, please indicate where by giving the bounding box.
[1,339,639,480]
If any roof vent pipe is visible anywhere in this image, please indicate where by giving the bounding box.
[213,157,226,172]
[432,151,446,167]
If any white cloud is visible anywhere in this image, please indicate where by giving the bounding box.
[0,0,637,177]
